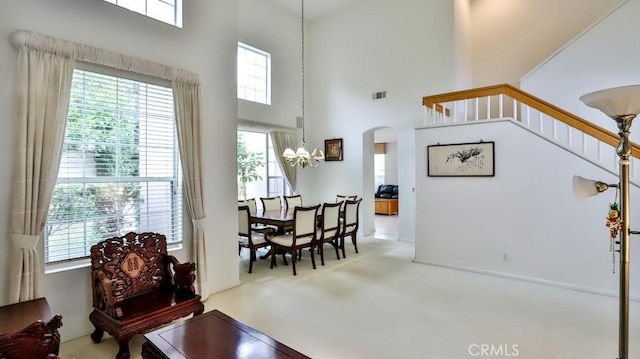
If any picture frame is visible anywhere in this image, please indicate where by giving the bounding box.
[427,141,495,177]
[324,138,343,161]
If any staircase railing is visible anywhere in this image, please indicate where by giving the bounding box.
[422,84,640,181]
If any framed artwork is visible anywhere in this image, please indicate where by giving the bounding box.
[427,141,495,177]
[325,138,343,161]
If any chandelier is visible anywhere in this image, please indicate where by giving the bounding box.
[283,0,324,168]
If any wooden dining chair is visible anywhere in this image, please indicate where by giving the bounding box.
[238,198,258,214]
[284,194,302,210]
[336,194,357,211]
[266,204,320,275]
[238,205,274,273]
[336,194,357,203]
[260,196,282,211]
[340,198,362,258]
[317,202,342,265]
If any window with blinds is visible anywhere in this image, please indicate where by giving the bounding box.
[45,69,183,264]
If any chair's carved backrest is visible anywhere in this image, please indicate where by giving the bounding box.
[321,202,341,239]
[293,205,320,245]
[238,198,257,214]
[261,196,282,211]
[284,195,302,210]
[343,199,362,232]
[90,232,168,299]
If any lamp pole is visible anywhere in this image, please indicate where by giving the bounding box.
[614,114,636,359]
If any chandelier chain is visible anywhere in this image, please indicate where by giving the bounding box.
[301,0,305,142]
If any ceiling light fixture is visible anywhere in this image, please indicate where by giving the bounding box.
[282,0,324,168]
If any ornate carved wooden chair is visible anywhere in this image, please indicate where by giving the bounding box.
[89,232,204,359]
[0,314,62,359]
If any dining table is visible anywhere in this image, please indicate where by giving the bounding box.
[250,208,295,234]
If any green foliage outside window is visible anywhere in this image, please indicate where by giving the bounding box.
[237,133,264,200]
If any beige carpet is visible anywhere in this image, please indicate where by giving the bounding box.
[60,237,639,359]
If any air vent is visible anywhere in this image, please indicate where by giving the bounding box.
[296,116,304,129]
[372,91,387,100]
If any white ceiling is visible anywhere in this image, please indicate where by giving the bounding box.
[267,0,362,20]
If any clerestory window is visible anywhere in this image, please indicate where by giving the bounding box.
[237,43,271,105]
[104,0,183,28]
[45,68,183,264]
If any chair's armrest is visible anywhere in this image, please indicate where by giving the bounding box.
[93,271,125,318]
[0,314,63,358]
[166,256,197,295]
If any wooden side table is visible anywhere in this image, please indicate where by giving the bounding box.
[375,198,398,215]
[0,297,62,359]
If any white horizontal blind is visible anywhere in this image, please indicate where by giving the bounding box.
[45,69,182,263]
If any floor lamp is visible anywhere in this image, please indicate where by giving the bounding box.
[575,84,640,359]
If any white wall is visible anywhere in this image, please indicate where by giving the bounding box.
[295,0,456,239]
[521,0,640,143]
[415,119,640,296]
[238,0,301,129]
[384,141,399,186]
[470,0,621,87]
[0,0,239,340]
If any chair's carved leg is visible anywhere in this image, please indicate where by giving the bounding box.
[88,313,104,343]
[194,302,205,316]
[320,243,325,266]
[310,245,316,269]
[249,248,255,273]
[115,335,132,359]
[291,250,297,275]
[341,236,347,258]
[270,247,276,269]
[352,234,358,253]
[333,240,340,260]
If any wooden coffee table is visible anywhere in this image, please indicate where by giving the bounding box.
[141,309,310,359]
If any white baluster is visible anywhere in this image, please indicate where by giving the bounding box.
[487,95,491,119]
[499,95,503,118]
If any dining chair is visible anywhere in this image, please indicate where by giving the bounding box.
[336,194,357,211]
[238,198,258,214]
[340,198,362,258]
[284,194,303,210]
[260,196,282,211]
[266,204,320,275]
[238,205,274,273]
[317,202,342,265]
[336,194,357,203]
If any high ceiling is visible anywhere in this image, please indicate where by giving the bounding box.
[267,0,362,20]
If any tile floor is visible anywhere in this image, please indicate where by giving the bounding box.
[60,231,640,359]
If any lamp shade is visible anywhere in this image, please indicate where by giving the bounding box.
[572,175,617,201]
[580,85,640,118]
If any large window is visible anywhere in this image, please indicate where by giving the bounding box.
[237,131,289,204]
[45,69,182,264]
[104,0,183,28]
[237,43,271,105]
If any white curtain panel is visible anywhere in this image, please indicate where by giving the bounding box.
[9,48,74,303]
[173,81,209,300]
[270,130,298,191]
[9,30,205,301]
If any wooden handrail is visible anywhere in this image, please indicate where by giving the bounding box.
[422,84,640,158]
